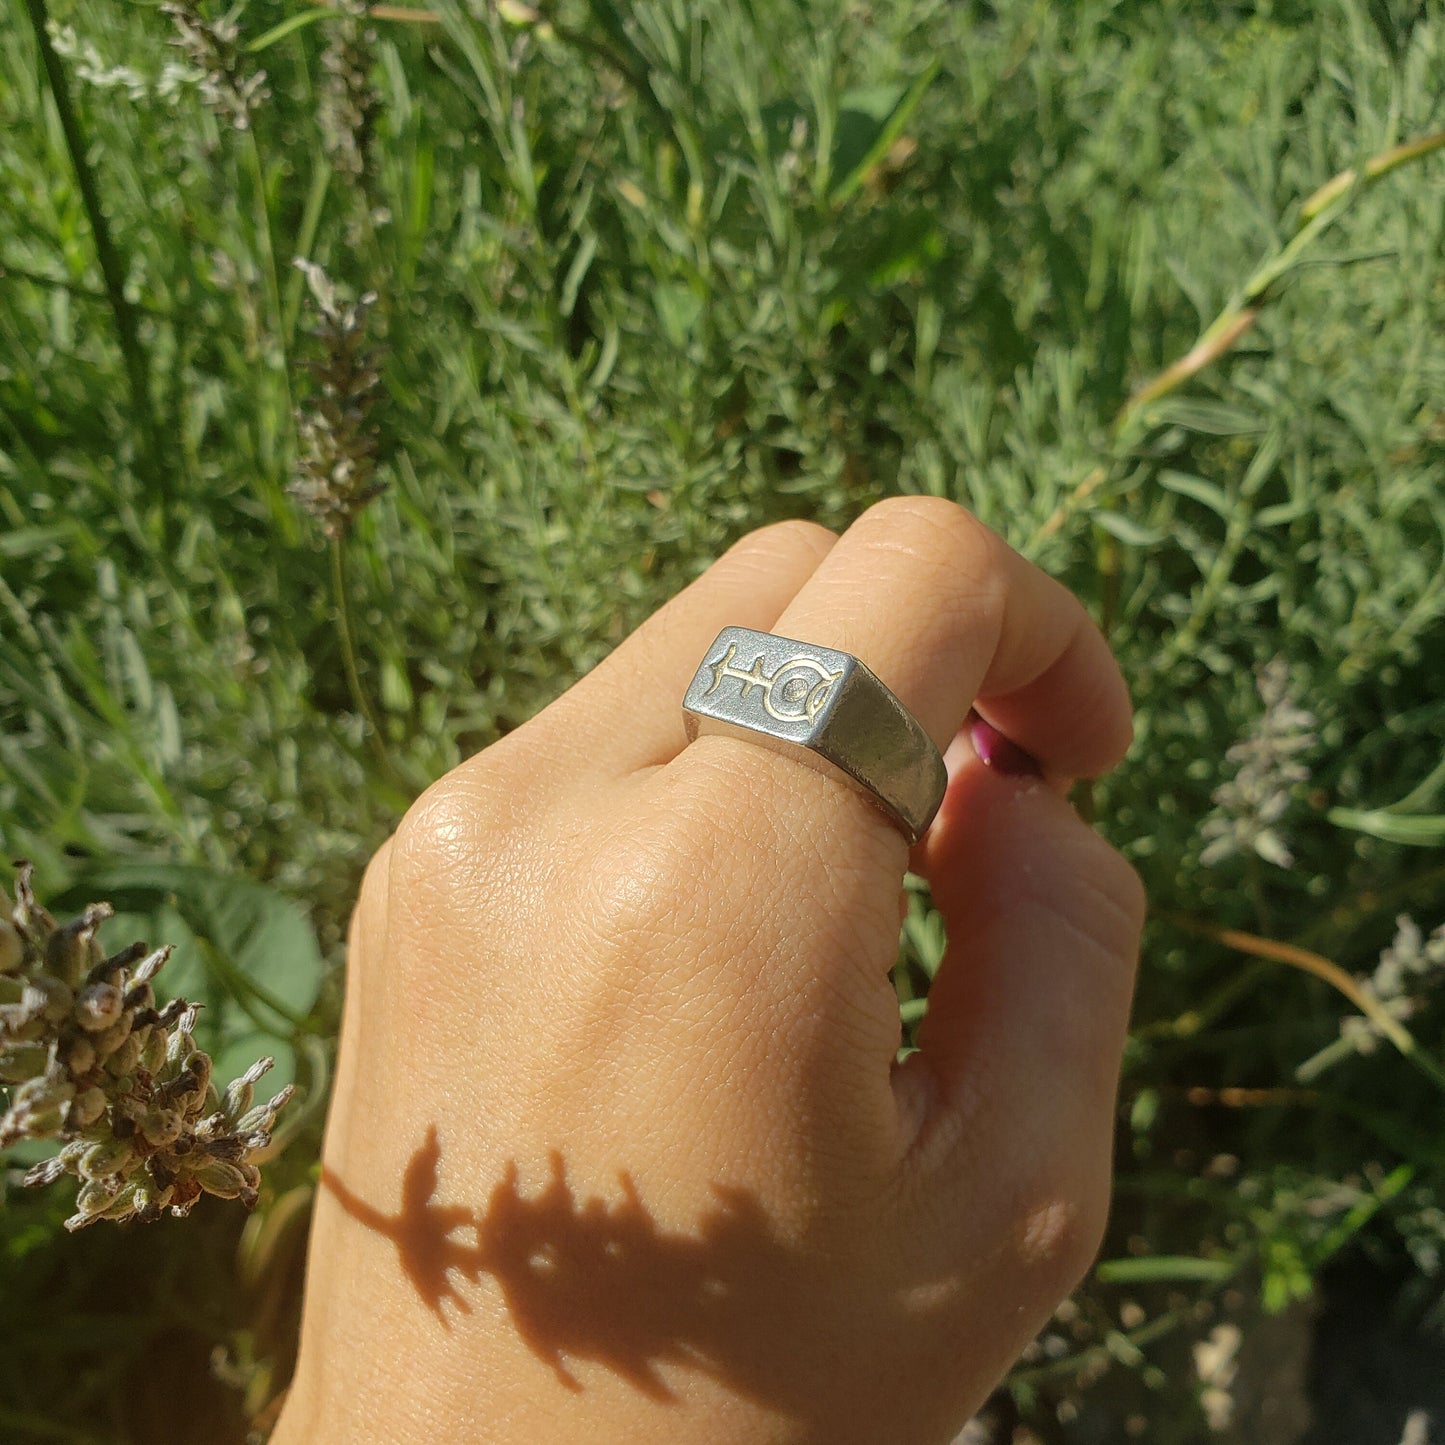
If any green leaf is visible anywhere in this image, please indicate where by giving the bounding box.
[1093,511,1165,546]
[1148,398,1264,435]
[560,233,598,319]
[1095,1254,1237,1285]
[653,282,703,347]
[898,996,928,1025]
[1382,753,1445,814]
[0,525,72,558]
[55,864,324,1039]
[829,60,940,207]
[1159,470,1233,517]
[1327,808,1445,846]
[246,8,334,53]
[103,900,207,1002]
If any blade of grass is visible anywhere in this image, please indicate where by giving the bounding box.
[21,0,162,490]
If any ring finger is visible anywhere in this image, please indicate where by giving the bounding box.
[531,518,837,778]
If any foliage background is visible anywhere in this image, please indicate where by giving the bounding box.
[1,0,1443,1438]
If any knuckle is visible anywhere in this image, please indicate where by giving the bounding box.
[1019,835,1143,1103]
[1019,815,1146,979]
[391,774,505,883]
[999,1142,1113,1299]
[1107,848,1148,938]
[393,778,468,865]
[578,808,715,955]
[554,810,719,1056]
[1014,1174,1111,1295]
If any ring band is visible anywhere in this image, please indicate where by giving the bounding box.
[682,626,947,844]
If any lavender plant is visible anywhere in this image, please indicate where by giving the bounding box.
[1,865,292,1230]
[3,0,1445,1435]
[1338,915,1445,1059]
[1199,659,1318,870]
[317,0,380,186]
[289,259,385,542]
[160,0,268,131]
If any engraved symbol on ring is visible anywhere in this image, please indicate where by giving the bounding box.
[702,643,843,724]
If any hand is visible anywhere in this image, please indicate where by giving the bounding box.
[274,498,1144,1445]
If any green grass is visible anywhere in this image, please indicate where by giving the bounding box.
[2,0,1444,1438]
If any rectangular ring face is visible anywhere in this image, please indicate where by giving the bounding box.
[682,627,856,746]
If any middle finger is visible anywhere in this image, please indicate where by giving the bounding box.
[766,497,1131,779]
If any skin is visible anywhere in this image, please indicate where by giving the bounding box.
[273,497,1145,1445]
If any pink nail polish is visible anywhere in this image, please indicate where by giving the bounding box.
[968,712,1043,779]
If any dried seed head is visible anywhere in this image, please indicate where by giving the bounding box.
[68,1174,124,1228]
[0,919,23,974]
[128,1177,175,1222]
[182,1050,212,1099]
[131,945,171,988]
[236,1083,295,1139]
[0,1040,51,1084]
[38,975,76,1023]
[104,1031,145,1079]
[12,866,54,936]
[122,980,155,1015]
[169,1175,205,1216]
[75,982,124,1033]
[2,1072,74,1144]
[94,940,149,986]
[139,1107,185,1149]
[63,1034,97,1076]
[188,1158,253,1200]
[139,1028,168,1076]
[24,1155,68,1188]
[92,1013,135,1064]
[4,867,294,1227]
[164,1014,198,1067]
[45,929,88,988]
[224,1054,274,1121]
[79,1136,136,1181]
[69,1087,108,1130]
[0,987,50,1039]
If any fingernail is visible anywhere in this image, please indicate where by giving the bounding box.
[968,711,1043,779]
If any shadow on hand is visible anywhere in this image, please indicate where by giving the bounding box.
[321,1125,918,1416]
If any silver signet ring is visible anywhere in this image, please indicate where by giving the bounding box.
[682,626,948,845]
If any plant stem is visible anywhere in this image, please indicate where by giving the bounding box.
[1165,913,1445,1097]
[329,533,395,777]
[1009,1301,1195,1389]
[1028,129,1445,557]
[23,0,162,485]
[1298,129,1445,222]
[242,128,298,520]
[1116,129,1445,435]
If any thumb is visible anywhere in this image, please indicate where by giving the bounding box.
[900,721,1145,1278]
